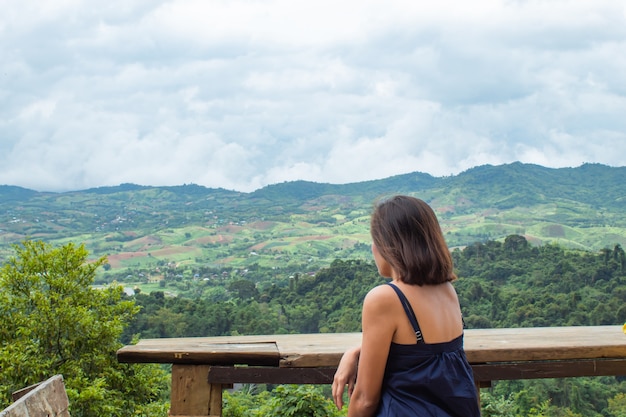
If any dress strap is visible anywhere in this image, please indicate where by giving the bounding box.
[387,283,424,343]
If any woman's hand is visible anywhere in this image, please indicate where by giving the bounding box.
[332,346,361,409]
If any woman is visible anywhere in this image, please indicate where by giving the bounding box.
[332,196,480,416]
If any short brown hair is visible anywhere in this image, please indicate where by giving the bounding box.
[370,195,456,285]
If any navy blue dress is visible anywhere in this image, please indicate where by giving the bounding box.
[375,283,481,417]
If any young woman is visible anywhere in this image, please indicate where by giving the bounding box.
[332,196,480,417]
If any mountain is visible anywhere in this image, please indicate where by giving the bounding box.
[1,163,624,273]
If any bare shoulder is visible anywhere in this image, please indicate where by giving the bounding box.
[363,284,397,310]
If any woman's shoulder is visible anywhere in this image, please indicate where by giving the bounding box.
[363,284,398,308]
[362,284,403,329]
[365,283,395,296]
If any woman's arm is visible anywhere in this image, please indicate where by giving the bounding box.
[347,286,395,417]
[332,345,361,409]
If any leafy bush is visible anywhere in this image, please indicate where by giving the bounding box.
[224,385,346,417]
[0,241,169,416]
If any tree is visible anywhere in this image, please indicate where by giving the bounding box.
[228,279,259,300]
[0,240,169,417]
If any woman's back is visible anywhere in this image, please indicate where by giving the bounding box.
[385,281,464,345]
[377,283,480,417]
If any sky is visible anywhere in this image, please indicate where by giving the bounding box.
[1,0,625,193]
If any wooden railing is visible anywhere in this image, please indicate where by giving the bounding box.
[117,325,626,417]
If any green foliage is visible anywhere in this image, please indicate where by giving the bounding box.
[487,377,626,417]
[223,385,345,417]
[124,259,383,341]
[125,235,626,416]
[223,388,271,417]
[2,164,626,274]
[229,279,260,300]
[453,239,626,328]
[0,240,169,416]
[480,391,517,416]
[607,392,626,416]
[524,399,583,417]
[263,385,341,417]
[127,236,626,339]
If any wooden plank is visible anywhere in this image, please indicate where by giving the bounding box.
[1,375,69,417]
[471,358,626,381]
[117,333,361,366]
[206,358,626,385]
[276,333,362,367]
[464,326,626,363]
[116,326,626,368]
[11,382,43,402]
[276,326,626,367]
[117,342,280,366]
[208,366,337,384]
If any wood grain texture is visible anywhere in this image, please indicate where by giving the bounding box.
[207,366,337,384]
[118,326,626,368]
[118,341,280,366]
[170,365,226,416]
[464,326,626,363]
[205,358,626,384]
[471,358,626,380]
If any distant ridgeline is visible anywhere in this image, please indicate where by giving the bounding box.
[1,162,625,272]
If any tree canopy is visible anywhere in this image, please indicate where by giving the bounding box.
[0,241,169,416]
[3,236,626,416]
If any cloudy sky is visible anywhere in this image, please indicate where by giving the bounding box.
[1,0,625,192]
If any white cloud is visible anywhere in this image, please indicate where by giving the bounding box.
[0,0,625,192]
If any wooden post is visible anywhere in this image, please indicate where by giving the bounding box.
[474,379,490,409]
[169,365,223,417]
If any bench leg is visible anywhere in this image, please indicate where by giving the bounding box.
[474,379,491,409]
[170,364,223,417]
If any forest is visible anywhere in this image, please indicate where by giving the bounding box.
[123,235,625,416]
[124,235,626,340]
[2,235,626,416]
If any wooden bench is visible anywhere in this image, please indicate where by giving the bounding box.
[0,375,70,417]
[117,325,626,417]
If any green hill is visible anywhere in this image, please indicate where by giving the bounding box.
[1,163,625,275]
